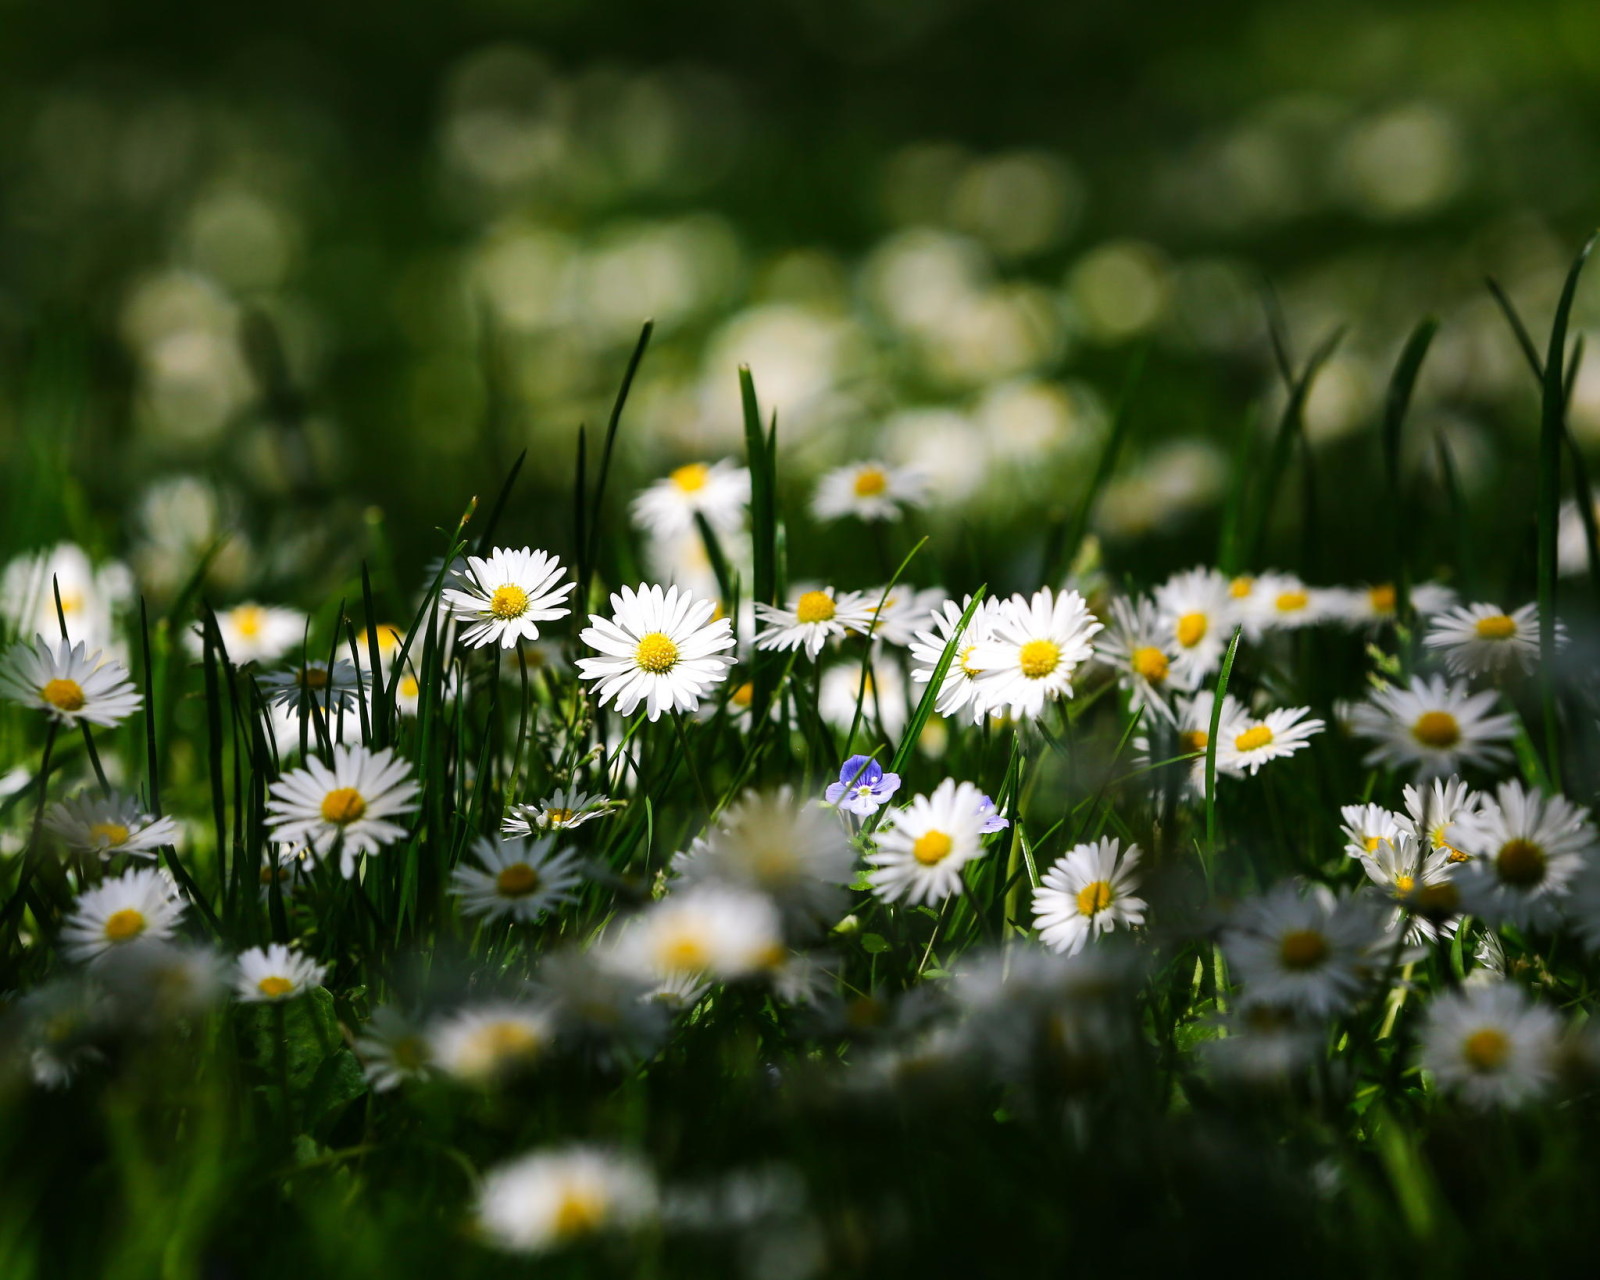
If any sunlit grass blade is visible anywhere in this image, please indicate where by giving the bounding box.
[579,320,653,605]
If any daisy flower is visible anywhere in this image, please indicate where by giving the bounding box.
[1135,689,1248,795]
[353,1006,434,1092]
[258,659,367,714]
[866,778,990,906]
[19,978,109,1089]
[502,789,618,837]
[353,623,407,672]
[1419,982,1560,1109]
[819,658,907,738]
[535,948,669,1067]
[102,941,229,1020]
[629,459,750,540]
[969,588,1101,720]
[1422,602,1545,678]
[44,792,180,859]
[234,943,327,1002]
[59,867,186,965]
[1095,595,1178,722]
[1448,781,1597,929]
[1031,838,1146,957]
[824,755,902,817]
[811,460,929,523]
[1327,581,1457,629]
[450,835,584,923]
[0,542,131,654]
[859,584,948,647]
[908,596,1000,724]
[265,743,420,877]
[475,1146,658,1254]
[442,546,575,649]
[1215,704,1324,776]
[606,885,785,985]
[1347,674,1517,779]
[1357,832,1460,943]
[577,584,736,721]
[192,602,307,666]
[0,635,142,728]
[1222,882,1388,1016]
[754,586,873,660]
[428,1002,555,1083]
[1339,802,1402,859]
[1559,497,1600,577]
[1397,774,1482,863]
[1152,566,1236,687]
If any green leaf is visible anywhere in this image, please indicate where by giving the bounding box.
[860,933,892,954]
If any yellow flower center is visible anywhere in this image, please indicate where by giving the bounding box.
[1076,880,1114,916]
[1462,1027,1511,1072]
[320,788,367,825]
[1018,639,1061,679]
[795,591,836,625]
[1130,647,1169,683]
[1363,835,1383,853]
[103,908,146,942]
[552,1190,607,1240]
[1275,590,1309,613]
[544,808,575,826]
[912,830,954,865]
[1393,873,1415,894]
[59,593,81,614]
[731,681,754,708]
[1474,614,1517,640]
[41,678,85,712]
[1234,724,1274,752]
[1495,838,1546,887]
[1368,584,1396,613]
[1412,881,1461,915]
[1411,711,1460,749]
[90,822,131,848]
[852,467,889,497]
[660,934,710,972]
[234,605,264,638]
[399,674,420,699]
[495,863,541,897]
[1175,612,1207,648]
[1228,576,1254,599]
[1180,729,1208,754]
[634,632,679,673]
[298,667,329,690]
[671,462,709,492]
[959,644,981,676]
[471,1020,544,1064]
[490,584,529,620]
[257,975,295,999]
[1278,929,1328,971]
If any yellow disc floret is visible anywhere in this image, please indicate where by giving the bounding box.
[1175,612,1207,648]
[1018,639,1061,679]
[634,632,679,673]
[1228,576,1254,599]
[1275,590,1309,613]
[490,584,530,619]
[1076,880,1114,916]
[103,908,147,943]
[912,830,954,865]
[670,462,709,492]
[1411,711,1460,749]
[1495,838,1546,887]
[852,467,888,497]
[1278,929,1329,971]
[320,787,367,825]
[41,678,85,712]
[1130,647,1169,683]
[234,606,264,638]
[1462,1027,1511,1072]
[552,1190,608,1240]
[496,863,541,897]
[1474,614,1518,640]
[90,822,131,848]
[257,975,295,999]
[1180,729,1209,754]
[1234,724,1274,752]
[794,591,836,625]
[1369,584,1396,614]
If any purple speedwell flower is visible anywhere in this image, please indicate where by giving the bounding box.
[975,794,1010,833]
[824,755,902,817]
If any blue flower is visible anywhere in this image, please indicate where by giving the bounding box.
[975,794,1010,833]
[824,755,902,817]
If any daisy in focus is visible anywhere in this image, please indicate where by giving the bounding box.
[502,789,618,836]
[577,584,735,721]
[1397,775,1482,863]
[867,778,990,906]
[824,755,902,817]
[234,943,327,1002]
[475,1146,658,1255]
[908,596,999,724]
[265,743,420,877]
[259,659,367,714]
[1448,780,1597,929]
[450,835,584,923]
[60,867,186,964]
[811,460,929,523]
[754,586,873,660]
[969,588,1101,720]
[630,459,750,539]
[1422,602,1544,677]
[1095,595,1178,721]
[1031,838,1146,957]
[1215,704,1324,776]
[1223,882,1387,1016]
[1338,802,1401,859]
[1347,674,1517,779]
[1152,567,1235,686]
[1419,981,1559,1109]
[0,636,142,728]
[44,792,180,859]
[443,546,575,649]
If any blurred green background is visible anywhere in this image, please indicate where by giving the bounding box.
[3,0,1600,596]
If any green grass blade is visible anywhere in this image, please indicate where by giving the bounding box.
[1380,317,1439,624]
[1204,627,1243,861]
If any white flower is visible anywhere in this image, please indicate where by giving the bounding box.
[354,623,407,672]
[754,586,873,660]
[429,1003,555,1083]
[1152,567,1235,687]
[1215,705,1324,775]
[630,459,750,540]
[1419,982,1559,1108]
[1347,674,1517,779]
[1356,831,1460,943]
[59,867,186,964]
[577,584,735,721]
[1231,571,1327,636]
[1222,882,1388,1016]
[265,744,420,877]
[1031,838,1146,956]
[475,1146,657,1254]
[1339,802,1402,859]
[1134,689,1247,795]
[190,602,307,666]
[866,778,990,906]
[1448,781,1597,928]
[258,660,368,713]
[234,943,327,1002]
[605,885,784,984]
[353,1005,433,1092]
[908,596,1000,724]
[1326,580,1458,628]
[442,546,575,649]
[859,584,948,646]
[502,789,617,836]
[101,941,229,1019]
[44,792,180,859]
[1422,602,1545,677]
[1558,497,1600,578]
[969,588,1101,720]
[811,460,929,523]
[1396,775,1482,863]
[0,635,142,728]
[0,542,131,655]
[450,835,583,923]
[818,659,906,739]
[1094,595,1178,723]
